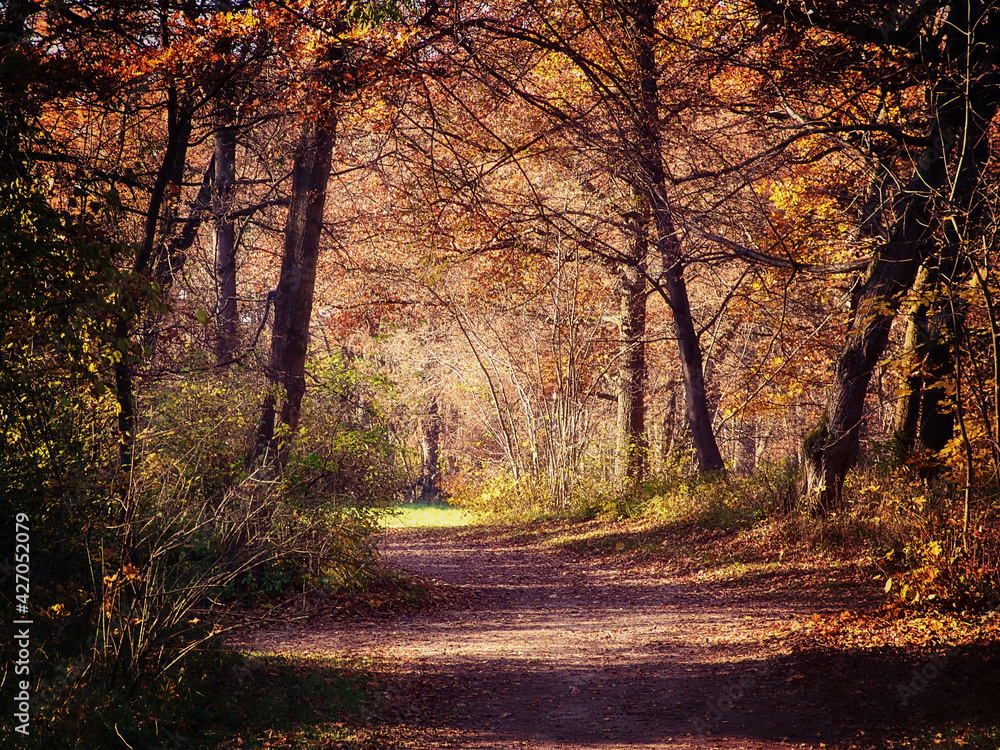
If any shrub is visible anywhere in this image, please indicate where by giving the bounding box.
[11,353,408,745]
[643,461,791,531]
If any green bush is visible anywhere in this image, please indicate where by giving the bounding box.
[452,469,552,521]
[27,649,377,749]
[5,351,407,744]
[643,461,792,531]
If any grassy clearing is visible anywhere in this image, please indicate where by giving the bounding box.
[382,502,472,528]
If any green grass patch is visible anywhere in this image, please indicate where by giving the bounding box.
[383,502,472,528]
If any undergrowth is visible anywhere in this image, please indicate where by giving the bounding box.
[0,359,406,747]
[22,650,378,749]
[454,455,1000,611]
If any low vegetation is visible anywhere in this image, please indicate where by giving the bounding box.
[453,456,1000,615]
[29,650,379,749]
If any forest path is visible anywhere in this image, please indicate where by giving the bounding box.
[245,526,886,749]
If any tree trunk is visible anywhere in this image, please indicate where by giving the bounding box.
[659,390,678,468]
[249,114,337,470]
[153,156,214,290]
[661,261,725,472]
[630,0,725,475]
[892,264,933,456]
[214,112,239,365]
[114,90,192,470]
[916,324,956,453]
[805,178,940,510]
[210,0,240,365]
[615,209,649,486]
[736,419,757,475]
[893,257,969,467]
[420,397,443,502]
[805,91,996,510]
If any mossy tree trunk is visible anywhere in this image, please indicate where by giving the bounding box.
[615,205,650,487]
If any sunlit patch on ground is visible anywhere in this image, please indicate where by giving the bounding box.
[384,503,473,529]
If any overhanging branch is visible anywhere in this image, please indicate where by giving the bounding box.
[692,225,872,275]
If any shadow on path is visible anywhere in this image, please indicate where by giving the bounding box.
[248,528,1000,749]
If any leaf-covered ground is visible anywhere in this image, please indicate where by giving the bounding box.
[235,521,1000,749]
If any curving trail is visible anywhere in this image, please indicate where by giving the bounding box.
[243,527,891,749]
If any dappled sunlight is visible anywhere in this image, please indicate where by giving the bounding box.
[243,527,995,749]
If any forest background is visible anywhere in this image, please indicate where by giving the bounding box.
[2,0,1000,745]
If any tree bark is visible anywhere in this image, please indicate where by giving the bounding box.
[806,156,944,509]
[249,113,337,470]
[660,261,725,472]
[419,397,443,502]
[805,79,997,510]
[630,0,725,474]
[214,112,239,365]
[153,156,214,290]
[893,257,972,467]
[114,89,192,470]
[210,0,242,365]
[892,264,933,456]
[917,310,957,455]
[615,209,649,485]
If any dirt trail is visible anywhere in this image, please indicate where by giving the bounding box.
[244,527,889,749]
